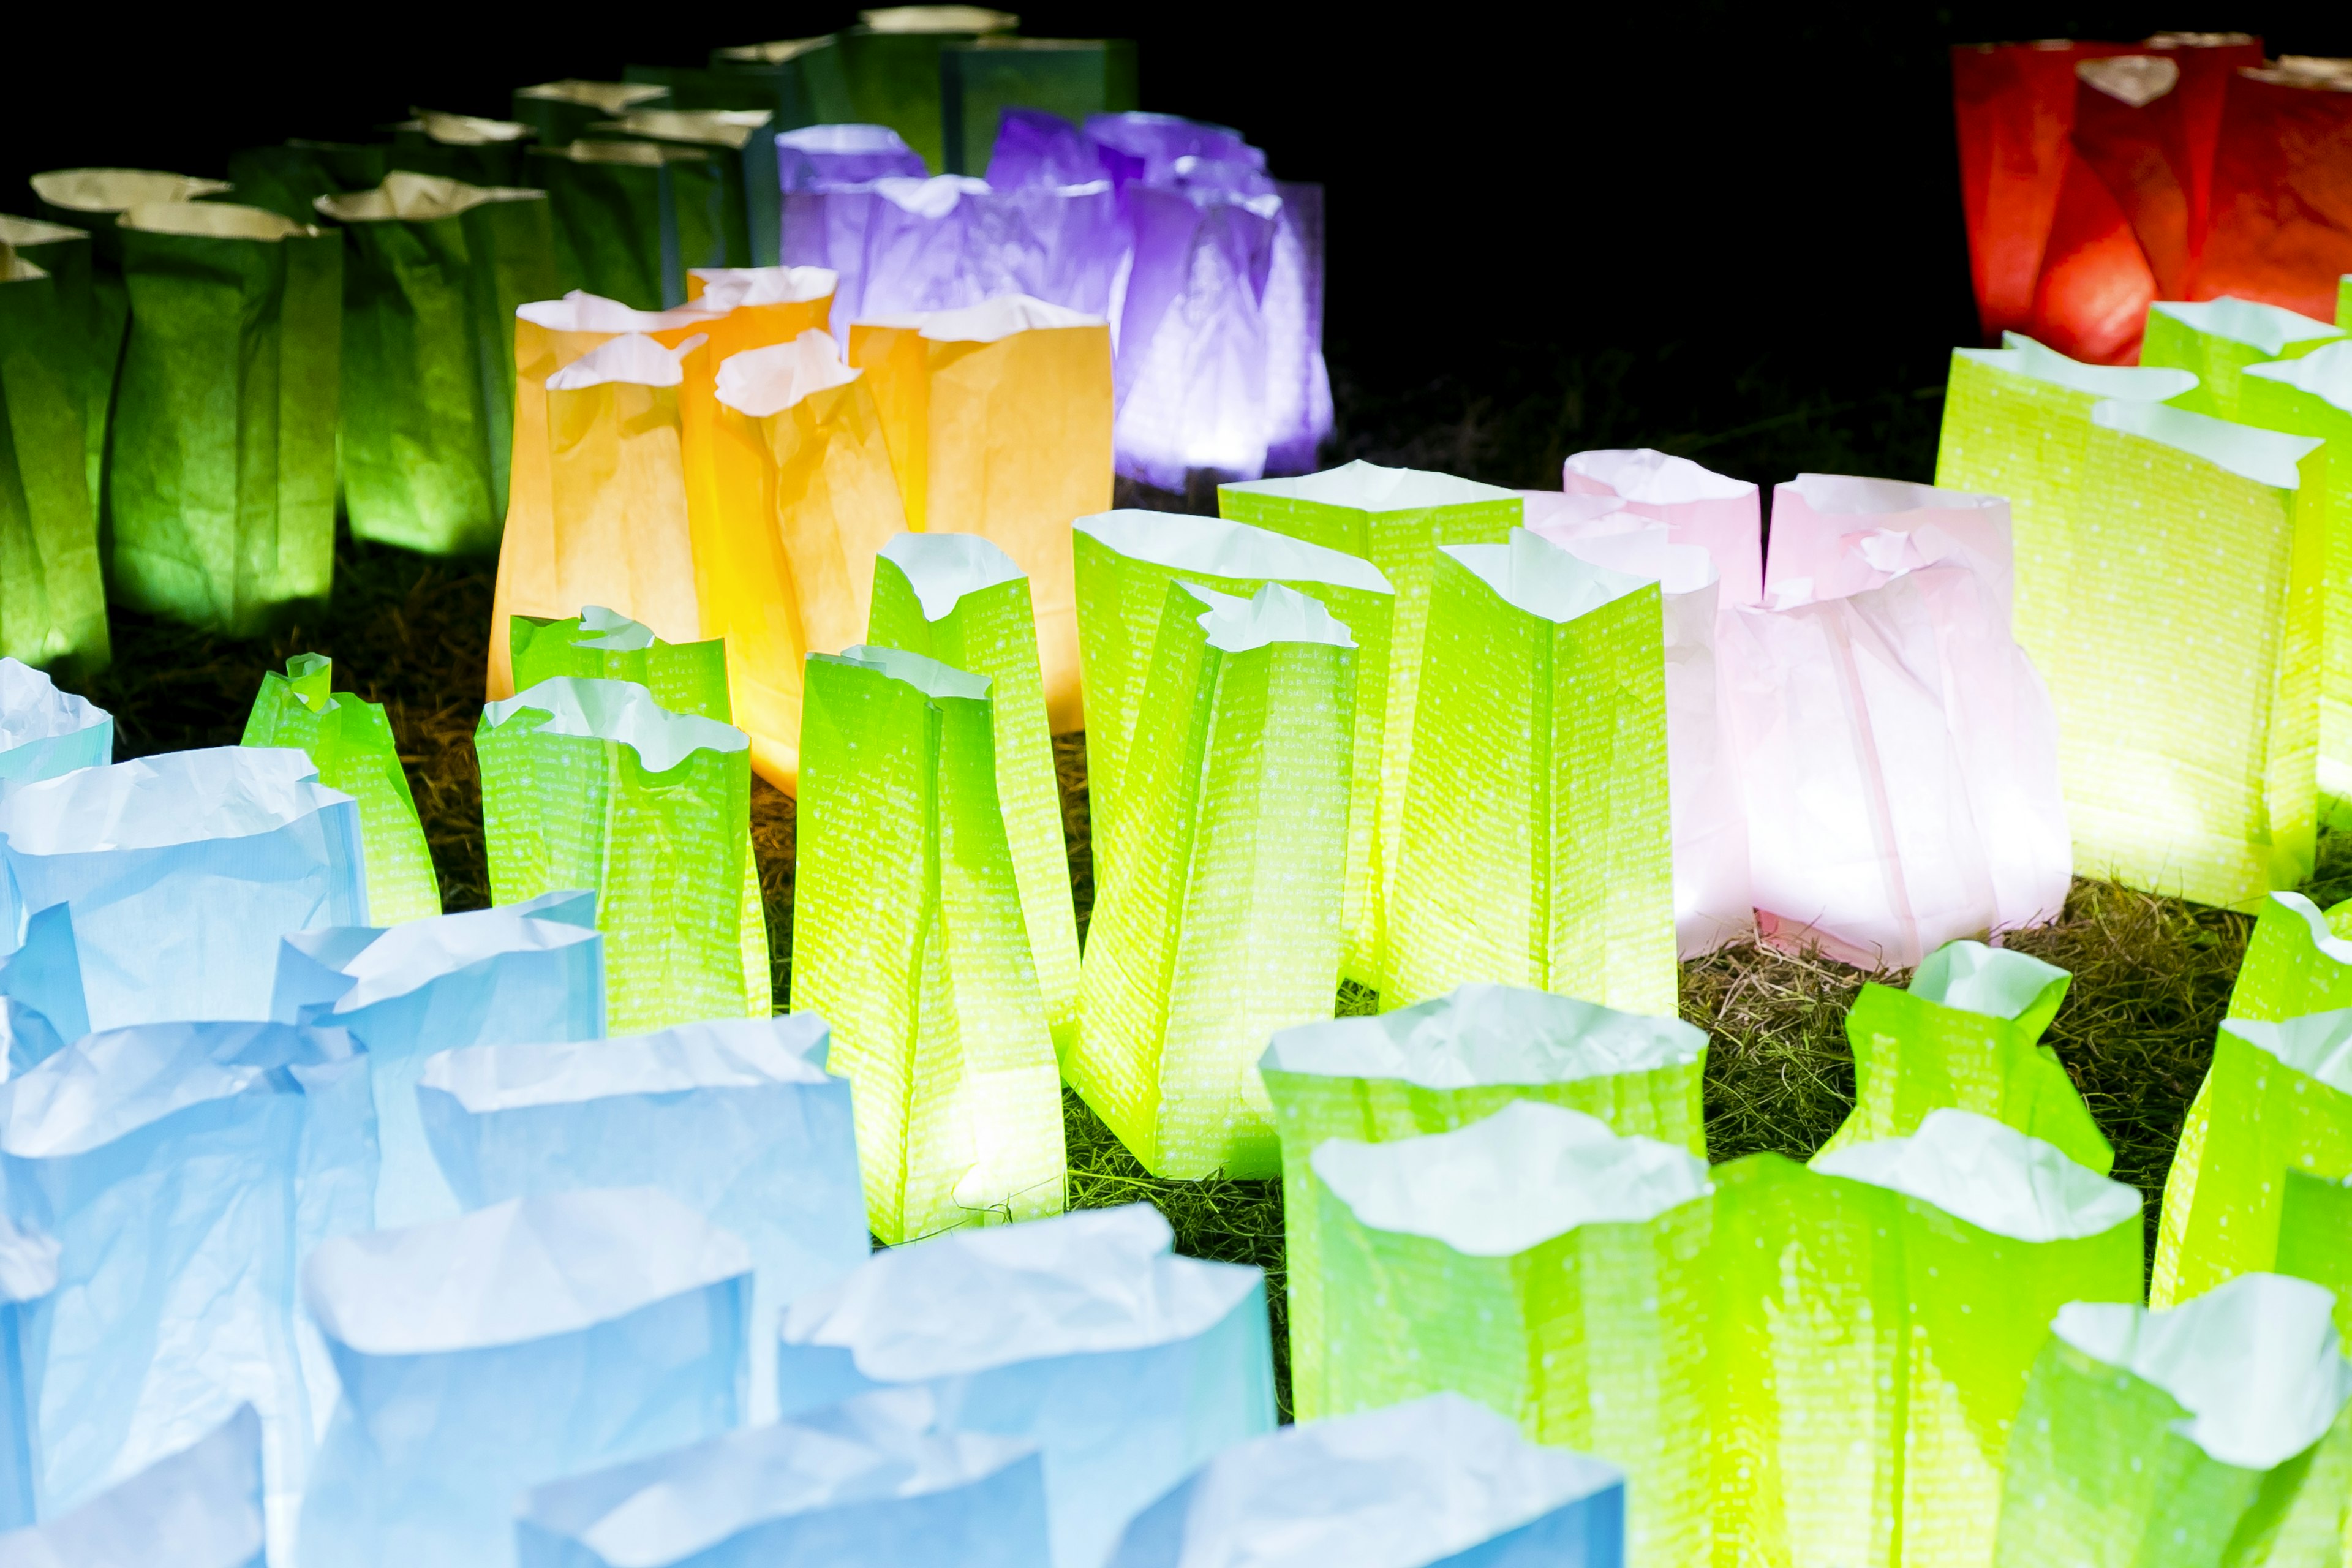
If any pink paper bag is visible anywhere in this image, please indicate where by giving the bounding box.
[1562,448,1764,608]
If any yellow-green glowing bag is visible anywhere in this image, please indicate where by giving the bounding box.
[2279,1170,2352,1340]
[2226,891,2352,1022]
[1071,582,1356,1182]
[2141,296,2346,421]
[791,642,1065,1243]
[0,214,104,530]
[0,246,105,673]
[1384,529,1673,1017]
[1309,1099,1713,1566]
[1259,982,1705,1423]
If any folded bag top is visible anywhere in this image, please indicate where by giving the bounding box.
[1812,1106,2143,1242]
[0,658,108,757]
[775,123,928,190]
[687,263,839,306]
[857,290,1104,339]
[517,289,726,334]
[1961,330,2201,400]
[860,6,1019,32]
[1440,528,1651,623]
[420,1014,832,1107]
[878,529,1026,620]
[0,745,345,856]
[28,168,230,214]
[0,216,89,246]
[1226,459,1515,516]
[314,170,541,224]
[1073,510,1390,594]
[2150,296,2347,357]
[0,1405,264,1568]
[598,109,774,150]
[2091,396,2326,488]
[712,328,861,415]
[542,329,706,390]
[0,1020,279,1161]
[1264,982,1703,1091]
[483,675,748,773]
[405,109,532,146]
[2246,337,2352,410]
[113,201,317,242]
[516,80,670,116]
[1910,938,2071,1025]
[2221,1009,2352,1094]
[274,891,601,1016]
[1565,447,1754,505]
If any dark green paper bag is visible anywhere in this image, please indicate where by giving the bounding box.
[590,109,774,269]
[0,249,107,672]
[940,37,1138,173]
[225,140,390,225]
[709,37,857,129]
[387,111,538,189]
[531,140,729,309]
[511,80,669,147]
[0,214,104,523]
[839,7,1020,173]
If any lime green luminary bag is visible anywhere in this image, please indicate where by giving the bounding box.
[866,532,1079,1052]
[2278,1170,2352,1340]
[511,80,671,148]
[1310,1100,1714,1566]
[2141,297,2346,421]
[2226,891,2352,1022]
[315,173,558,556]
[1384,529,1674,1017]
[1070,582,1357,1182]
[243,653,440,924]
[0,248,106,673]
[387,111,537,189]
[792,643,1066,1243]
[1815,938,2111,1174]
[1,217,100,519]
[1259,982,1705,1422]
[531,140,731,310]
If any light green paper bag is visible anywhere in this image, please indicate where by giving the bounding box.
[387,111,537,190]
[590,110,774,273]
[1071,509,1394,984]
[1310,1099,1713,1566]
[1815,938,2111,1174]
[241,653,440,924]
[839,7,1020,173]
[867,533,1079,1052]
[317,173,559,556]
[2278,1170,2352,1340]
[1259,982,1705,1423]
[1071,582,1356,1182]
[2142,297,2347,422]
[510,80,670,148]
[940,37,1139,174]
[1384,530,1673,1017]
[2243,344,2352,807]
[1711,1111,2143,1568]
[2226,891,2352,1022]
[791,642,1066,1243]
[110,200,342,636]
[476,675,766,1034]
[0,216,103,529]
[0,249,106,674]
[2152,1009,2352,1310]
[1992,1274,2352,1567]
[532,140,730,311]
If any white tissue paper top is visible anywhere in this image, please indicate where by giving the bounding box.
[2150,296,2345,355]
[543,331,706,392]
[0,657,106,750]
[0,1405,265,1568]
[2245,339,2352,414]
[1907,941,2068,1020]
[0,1023,270,1161]
[690,265,839,309]
[880,532,1025,621]
[518,290,724,335]
[713,331,861,418]
[1184,582,1357,654]
[1812,1107,2141,1240]
[2221,1011,2352,1095]
[1963,331,2199,401]
[2090,399,2321,489]
[421,1015,833,1110]
[1441,530,1651,624]
[297,897,600,1012]
[777,124,917,154]
[1564,448,1754,504]
[1074,511,1393,594]
[1221,459,1518,515]
[821,645,993,703]
[483,677,748,772]
[1264,982,1704,1090]
[859,292,1105,341]
[570,605,656,650]
[0,746,347,856]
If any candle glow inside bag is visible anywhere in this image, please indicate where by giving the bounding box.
[1,212,106,562]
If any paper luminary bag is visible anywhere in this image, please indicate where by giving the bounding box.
[298,1189,750,1568]
[1071,511,1392,982]
[510,80,671,148]
[2227,892,2352,1022]
[417,1015,866,1420]
[386,111,537,189]
[709,40,860,133]
[2279,1170,2352,1339]
[0,1406,265,1568]
[477,677,767,1034]
[0,657,109,801]
[0,747,364,1029]
[775,123,929,190]
[1710,1110,2144,1567]
[0,249,105,674]
[0,213,106,535]
[225,140,388,226]
[1561,447,1764,609]
[1385,531,1674,1015]
[0,905,88,1078]
[940,37,1139,175]
[837,7,1020,173]
[1261,984,1706,1425]
[1071,584,1355,1180]
[2242,344,2352,803]
[776,1205,1276,1568]
[2196,58,2352,323]
[1992,1274,2352,1567]
[792,644,1063,1241]
[1308,1101,1711,1566]
[868,532,1079,1046]
[0,1215,58,1532]
[531,140,733,311]
[2141,297,2346,420]
[514,1388,1050,1568]
[314,173,560,556]
[1106,1393,1627,1568]
[589,110,775,272]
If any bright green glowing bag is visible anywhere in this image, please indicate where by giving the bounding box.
[2242,345,2352,808]
[476,675,766,1035]
[316,173,557,556]
[530,140,731,311]
[0,249,105,673]
[2226,891,2352,1022]
[791,643,1065,1243]
[940,37,1139,174]
[1071,582,1355,1181]
[1071,509,1393,985]
[386,111,537,189]
[2278,1170,2352,1340]
[510,80,670,148]
[838,8,1020,173]
[1259,982,1705,1423]
[589,110,773,273]
[1815,938,2111,1173]
[1309,1099,1713,1566]
[1992,1273,2352,1568]
[1711,1111,2144,1568]
[1384,529,1673,1017]
[225,140,388,227]
[867,532,1078,1052]
[2140,298,2346,422]
[0,215,104,525]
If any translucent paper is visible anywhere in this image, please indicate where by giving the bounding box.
[511,80,671,147]
[592,110,778,281]
[1,213,107,560]
[1261,983,1706,1422]
[0,905,85,1081]
[0,747,365,1029]
[1561,447,1764,609]
[0,251,105,673]
[775,123,927,189]
[2241,345,2352,803]
[943,39,1137,174]
[1308,1101,1712,1567]
[1385,532,1673,1015]
[0,1405,265,1568]
[418,1014,865,1420]
[1071,584,1357,1180]
[1106,1393,1627,1568]
[386,111,535,189]
[2223,892,2352,1022]
[791,644,1064,1242]
[775,1205,1276,1568]
[2279,1169,2352,1339]
[2198,65,2352,321]
[299,1189,750,1568]
[838,10,1019,173]
[242,653,440,925]
[0,659,108,801]
[2140,296,2346,421]
[530,140,732,311]
[0,1215,58,1532]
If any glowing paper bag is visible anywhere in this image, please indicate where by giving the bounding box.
[1071,511,1392,981]
[869,532,1079,1046]
[1385,532,1672,1014]
[776,1204,1276,1568]
[532,139,730,311]
[110,202,341,635]
[515,1387,1050,1568]
[2225,892,2352,1021]
[2242,344,2352,802]
[0,905,85,1076]
[298,1189,750,1568]
[1562,447,1763,608]
[1309,1101,1712,1567]
[792,644,1063,1241]
[511,80,670,148]
[508,605,729,717]
[242,653,439,925]
[477,677,766,1034]
[1992,1274,2352,1567]
[838,7,1019,173]
[2279,1170,2352,1339]
[593,110,776,273]
[776,123,928,198]
[418,1014,865,1420]
[0,252,104,673]
[1106,1392,1626,1568]
[388,111,536,189]
[2198,62,2352,322]
[0,658,108,801]
[0,1216,57,1532]
[0,1405,263,1568]
[1710,1111,2144,1567]
[2141,297,2346,420]
[1,213,105,524]
[315,173,559,556]
[271,892,604,1227]
[1071,583,1355,1180]
[0,747,365,1029]
[1261,984,1706,1424]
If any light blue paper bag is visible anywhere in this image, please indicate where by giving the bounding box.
[515,1386,1049,1568]
[1107,1392,1627,1568]
[0,662,109,805]
[0,1216,58,1534]
[0,1404,265,1568]
[273,890,605,1229]
[420,1012,863,1422]
[300,1187,752,1568]
[777,1204,1276,1568]
[0,905,85,1076]
[0,747,365,1028]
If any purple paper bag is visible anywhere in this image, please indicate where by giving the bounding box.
[775,124,928,191]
